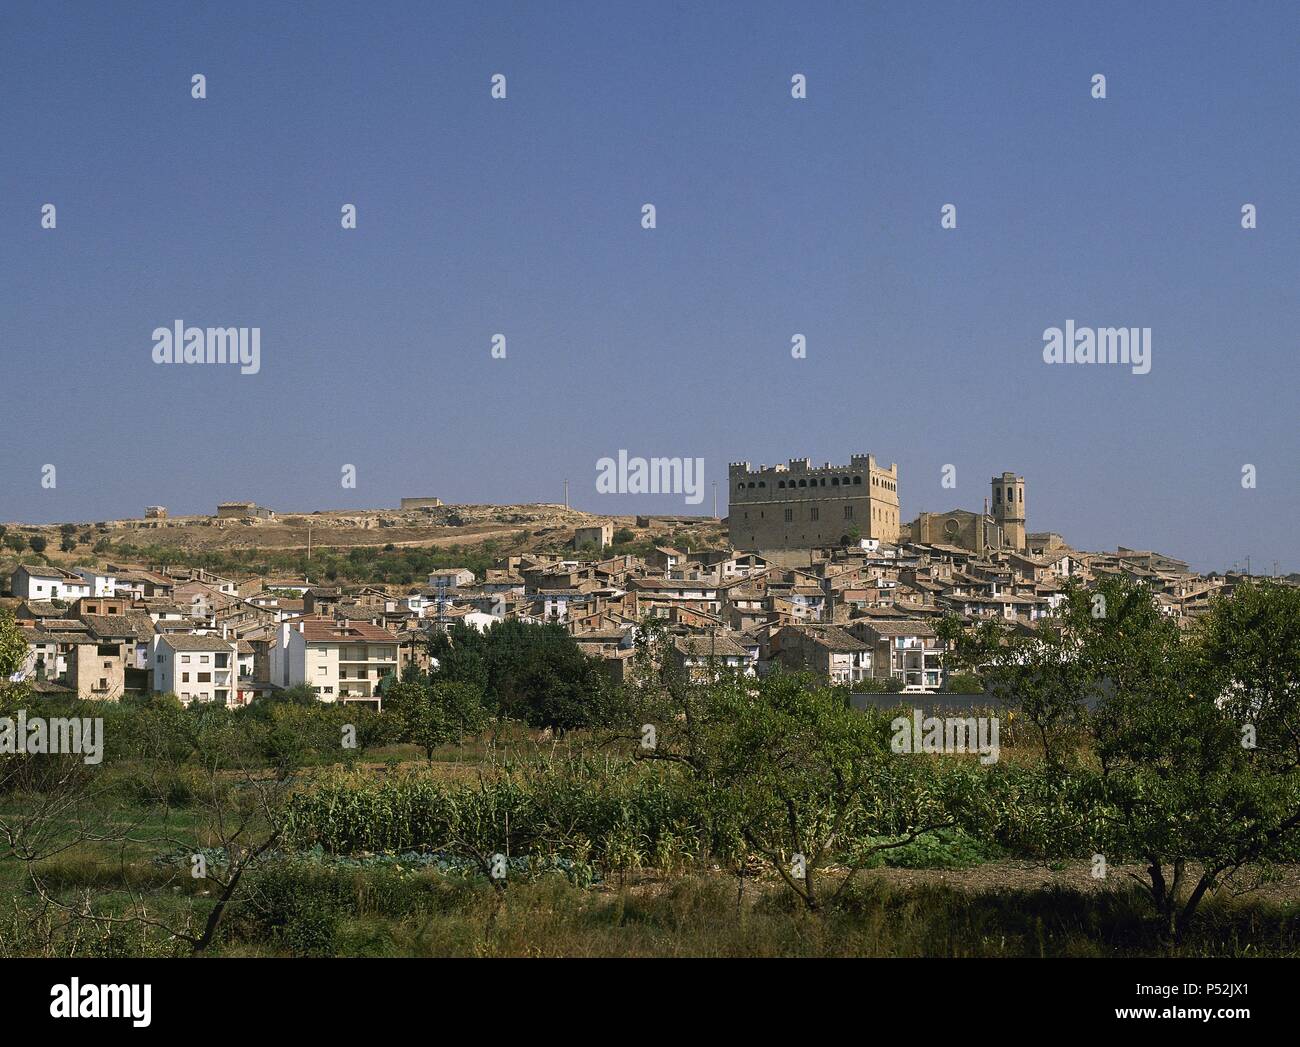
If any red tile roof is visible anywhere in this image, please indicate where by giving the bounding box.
[300,620,398,643]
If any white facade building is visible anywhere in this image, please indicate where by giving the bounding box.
[12,565,92,603]
[152,633,239,706]
[271,619,399,708]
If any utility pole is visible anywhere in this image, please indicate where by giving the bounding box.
[1246,556,1251,577]
[712,480,718,520]
[563,479,569,509]
[307,521,312,562]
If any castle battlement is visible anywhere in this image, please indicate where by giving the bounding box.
[729,454,896,479]
[728,451,902,550]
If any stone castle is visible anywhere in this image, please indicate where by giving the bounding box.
[729,455,1049,556]
[727,455,901,551]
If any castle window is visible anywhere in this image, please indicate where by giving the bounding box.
[995,489,1001,502]
[778,480,785,488]
[853,476,862,485]
[831,477,839,486]
[738,484,745,493]
[784,509,793,523]
[748,482,756,489]
[1007,487,1013,501]
[844,506,853,519]
[798,480,806,488]
[758,481,765,488]
[810,508,820,522]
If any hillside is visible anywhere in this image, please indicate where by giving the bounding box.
[0,504,726,579]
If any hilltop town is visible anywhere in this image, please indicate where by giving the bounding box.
[0,455,1282,705]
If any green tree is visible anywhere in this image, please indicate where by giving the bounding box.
[0,610,28,682]
[428,620,611,731]
[953,577,1300,943]
[385,678,486,761]
[643,671,965,911]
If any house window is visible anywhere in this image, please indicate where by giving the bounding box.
[181,673,190,683]
[198,673,211,683]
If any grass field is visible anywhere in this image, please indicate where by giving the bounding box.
[4,730,1300,958]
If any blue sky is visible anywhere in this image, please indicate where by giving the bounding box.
[1,0,1296,573]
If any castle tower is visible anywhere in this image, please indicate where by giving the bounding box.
[990,472,1026,551]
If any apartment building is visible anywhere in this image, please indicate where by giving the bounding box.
[271,619,399,708]
[152,633,239,706]
[848,619,944,692]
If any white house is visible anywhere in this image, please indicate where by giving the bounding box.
[76,568,119,597]
[152,633,240,706]
[427,568,476,590]
[462,611,500,632]
[11,565,92,603]
[271,619,399,708]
